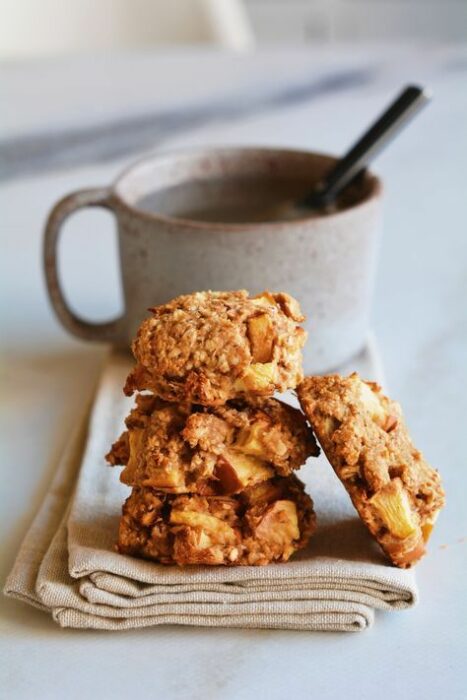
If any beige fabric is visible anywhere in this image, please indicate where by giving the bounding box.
[4,351,418,632]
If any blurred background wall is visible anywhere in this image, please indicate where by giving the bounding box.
[1,0,466,60]
[246,0,467,44]
[0,0,254,57]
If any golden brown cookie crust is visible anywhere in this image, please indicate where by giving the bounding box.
[297,373,445,568]
[124,290,306,406]
[117,475,316,566]
[106,393,319,495]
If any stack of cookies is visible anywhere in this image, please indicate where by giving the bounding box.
[107,289,445,569]
[106,290,320,566]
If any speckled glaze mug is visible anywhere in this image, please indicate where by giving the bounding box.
[44,147,382,372]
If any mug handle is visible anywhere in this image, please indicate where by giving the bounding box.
[43,187,126,343]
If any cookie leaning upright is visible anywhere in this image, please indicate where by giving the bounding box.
[124,290,306,406]
[297,373,445,568]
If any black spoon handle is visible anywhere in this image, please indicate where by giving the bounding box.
[301,84,431,208]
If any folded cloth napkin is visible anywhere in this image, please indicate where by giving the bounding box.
[4,345,418,632]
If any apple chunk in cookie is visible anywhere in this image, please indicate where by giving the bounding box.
[297,373,445,568]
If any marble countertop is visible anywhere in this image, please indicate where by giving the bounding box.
[1,44,466,699]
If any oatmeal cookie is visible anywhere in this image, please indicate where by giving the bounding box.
[297,373,445,568]
[106,393,318,494]
[117,475,316,566]
[124,290,306,406]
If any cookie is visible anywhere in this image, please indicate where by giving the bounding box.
[117,475,316,566]
[124,290,306,406]
[106,393,319,495]
[297,373,445,568]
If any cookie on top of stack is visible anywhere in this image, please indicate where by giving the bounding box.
[106,290,319,566]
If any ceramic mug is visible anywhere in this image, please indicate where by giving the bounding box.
[44,147,382,372]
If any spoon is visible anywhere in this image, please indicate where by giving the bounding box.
[297,84,431,213]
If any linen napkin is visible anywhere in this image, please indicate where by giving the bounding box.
[4,346,418,632]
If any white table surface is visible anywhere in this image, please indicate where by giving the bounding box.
[1,44,466,700]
